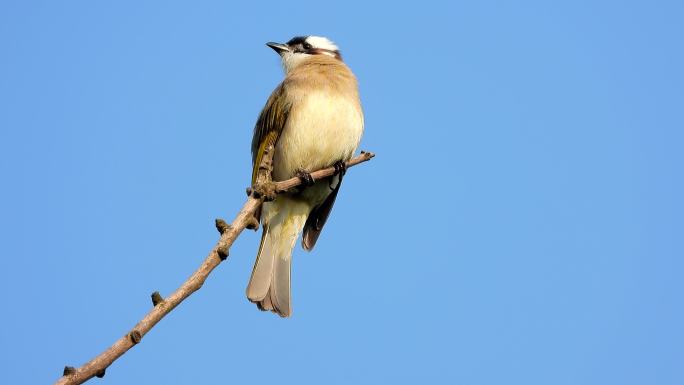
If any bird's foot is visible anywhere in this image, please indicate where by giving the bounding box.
[249,181,277,202]
[296,170,315,187]
[333,160,347,177]
[328,160,347,190]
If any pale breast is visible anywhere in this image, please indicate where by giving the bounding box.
[273,89,364,180]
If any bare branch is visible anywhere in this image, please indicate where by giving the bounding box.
[54,150,375,385]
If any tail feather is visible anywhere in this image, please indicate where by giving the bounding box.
[303,177,342,251]
[246,224,275,301]
[246,198,309,317]
[272,251,292,314]
[256,291,274,312]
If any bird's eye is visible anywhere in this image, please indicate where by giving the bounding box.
[303,42,312,50]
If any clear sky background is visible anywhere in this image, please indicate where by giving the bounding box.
[1,1,682,384]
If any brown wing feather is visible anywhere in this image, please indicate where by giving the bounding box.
[302,179,343,251]
[251,83,291,185]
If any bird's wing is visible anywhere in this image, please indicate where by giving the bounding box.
[251,83,292,185]
[302,177,342,251]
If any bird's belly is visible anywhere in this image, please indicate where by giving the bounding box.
[273,94,363,181]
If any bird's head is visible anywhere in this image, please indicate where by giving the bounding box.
[266,36,342,73]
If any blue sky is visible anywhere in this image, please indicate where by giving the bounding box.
[1,1,683,384]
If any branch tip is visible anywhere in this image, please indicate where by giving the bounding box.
[359,150,374,159]
[151,291,164,306]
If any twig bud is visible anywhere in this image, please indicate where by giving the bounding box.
[246,216,259,231]
[151,291,164,306]
[130,330,142,344]
[215,218,231,234]
[217,240,229,261]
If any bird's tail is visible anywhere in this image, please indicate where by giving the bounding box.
[246,197,310,317]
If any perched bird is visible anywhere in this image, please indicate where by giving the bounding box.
[246,36,364,317]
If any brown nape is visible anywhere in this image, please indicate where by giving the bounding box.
[310,48,343,61]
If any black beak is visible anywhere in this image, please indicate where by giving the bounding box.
[266,42,290,55]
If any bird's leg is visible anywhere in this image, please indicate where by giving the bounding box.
[296,169,315,188]
[329,160,347,190]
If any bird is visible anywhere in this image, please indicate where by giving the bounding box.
[246,36,364,317]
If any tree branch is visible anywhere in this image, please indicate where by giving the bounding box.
[54,150,375,385]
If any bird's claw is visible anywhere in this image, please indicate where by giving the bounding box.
[296,170,315,187]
